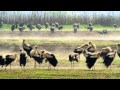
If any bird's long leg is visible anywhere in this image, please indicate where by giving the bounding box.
[2,65,4,69]
[10,63,11,70]
[23,65,25,70]
[23,65,24,69]
[21,65,23,70]
[21,65,22,69]
[50,63,51,69]
[92,67,93,70]
[0,66,2,70]
[92,65,95,70]
[20,63,22,69]
[110,65,111,70]
[73,61,74,69]
[0,66,1,70]
[94,65,95,70]
[48,62,49,70]
[5,65,6,70]
[34,61,36,68]
[71,62,72,69]
[78,55,80,61]
[39,63,41,68]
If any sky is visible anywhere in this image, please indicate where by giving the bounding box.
[1,11,120,16]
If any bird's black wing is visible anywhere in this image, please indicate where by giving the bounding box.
[32,55,44,64]
[103,54,114,68]
[5,55,14,66]
[47,54,58,67]
[85,54,98,69]
[23,46,32,57]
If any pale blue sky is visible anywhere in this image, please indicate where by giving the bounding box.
[1,11,120,16]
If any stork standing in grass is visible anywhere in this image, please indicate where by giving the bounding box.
[100,46,116,69]
[102,50,117,69]
[22,39,32,58]
[100,46,112,61]
[69,53,79,69]
[41,49,58,69]
[19,48,28,69]
[83,48,100,70]
[30,45,44,68]
[5,54,18,70]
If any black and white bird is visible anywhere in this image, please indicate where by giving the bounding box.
[30,45,44,68]
[83,49,100,70]
[22,39,32,58]
[5,54,18,70]
[19,48,28,69]
[102,50,117,69]
[41,50,58,69]
[69,53,79,69]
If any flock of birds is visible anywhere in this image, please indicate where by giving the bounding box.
[0,21,119,33]
[11,22,63,32]
[0,39,120,70]
[70,42,118,70]
[0,39,58,70]
[0,21,119,70]
[10,22,104,33]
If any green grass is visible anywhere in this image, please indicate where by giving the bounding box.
[1,24,120,31]
[0,39,120,47]
[0,69,120,79]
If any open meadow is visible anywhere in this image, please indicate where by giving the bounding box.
[0,30,120,79]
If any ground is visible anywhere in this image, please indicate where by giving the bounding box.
[0,30,120,79]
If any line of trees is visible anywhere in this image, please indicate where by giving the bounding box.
[0,11,120,26]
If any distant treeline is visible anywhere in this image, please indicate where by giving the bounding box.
[0,11,120,26]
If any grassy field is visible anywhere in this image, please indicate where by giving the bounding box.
[0,39,120,47]
[0,38,120,79]
[1,24,120,31]
[0,69,120,79]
